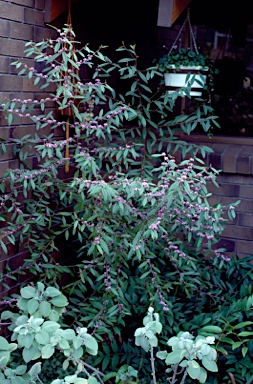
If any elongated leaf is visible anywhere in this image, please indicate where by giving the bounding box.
[200,325,222,333]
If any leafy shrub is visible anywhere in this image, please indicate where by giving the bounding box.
[0,24,245,383]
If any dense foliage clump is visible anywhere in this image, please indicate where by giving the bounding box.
[0,25,250,384]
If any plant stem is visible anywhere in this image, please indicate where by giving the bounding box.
[180,368,188,384]
[150,346,157,384]
[81,360,105,378]
[171,363,179,384]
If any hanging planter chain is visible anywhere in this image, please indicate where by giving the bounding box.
[168,8,199,55]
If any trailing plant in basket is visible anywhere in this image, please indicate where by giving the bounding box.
[0,24,240,382]
[156,48,214,72]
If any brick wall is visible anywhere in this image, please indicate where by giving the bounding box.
[181,135,253,259]
[0,0,57,298]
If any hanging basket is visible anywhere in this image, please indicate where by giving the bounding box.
[158,8,212,97]
[164,65,209,96]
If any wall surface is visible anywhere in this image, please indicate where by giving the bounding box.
[180,135,253,259]
[0,0,57,298]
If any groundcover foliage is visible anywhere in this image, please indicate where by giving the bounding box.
[0,24,251,383]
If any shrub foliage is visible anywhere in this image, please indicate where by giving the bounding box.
[0,24,250,384]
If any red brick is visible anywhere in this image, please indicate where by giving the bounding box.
[238,156,251,175]
[208,194,239,207]
[0,18,10,37]
[23,78,42,92]
[11,0,34,6]
[206,180,240,197]
[234,198,253,213]
[0,128,10,141]
[0,75,23,91]
[11,124,36,139]
[0,2,24,22]
[0,57,10,73]
[34,26,57,42]
[8,159,20,170]
[237,240,253,254]
[0,143,15,161]
[208,152,222,170]
[221,174,253,185]
[238,213,253,227]
[222,225,253,241]
[24,8,45,26]
[10,22,34,41]
[0,161,9,177]
[0,38,25,57]
[222,145,241,173]
[35,0,45,10]
[240,185,253,198]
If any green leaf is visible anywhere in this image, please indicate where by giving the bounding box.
[17,298,28,311]
[233,321,253,329]
[0,336,11,350]
[18,333,33,349]
[102,372,117,382]
[220,337,234,345]
[73,337,83,350]
[238,331,253,337]
[58,339,70,349]
[188,364,201,380]
[28,362,42,377]
[198,367,207,383]
[201,356,218,372]
[23,346,40,363]
[72,347,83,359]
[35,331,50,345]
[1,311,14,321]
[76,379,89,384]
[27,298,39,315]
[50,294,68,307]
[200,325,222,333]
[45,287,61,297]
[232,341,245,350]
[242,346,248,357]
[156,350,168,360]
[88,377,99,384]
[48,310,60,321]
[14,365,27,375]
[102,354,111,371]
[39,301,51,317]
[135,335,150,352]
[62,329,75,340]
[20,286,37,299]
[216,346,228,355]
[41,344,55,359]
[42,321,60,333]
[165,350,183,365]
[0,353,10,367]
[84,335,98,355]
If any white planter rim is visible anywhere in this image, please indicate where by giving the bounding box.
[166,64,209,73]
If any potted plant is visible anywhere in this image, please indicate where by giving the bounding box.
[157,47,214,96]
